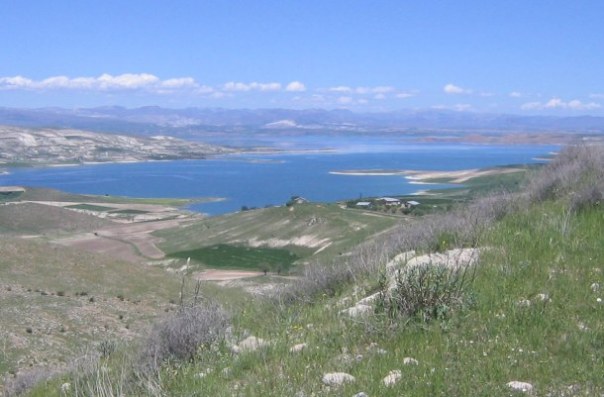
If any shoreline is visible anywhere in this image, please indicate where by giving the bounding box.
[331,167,524,184]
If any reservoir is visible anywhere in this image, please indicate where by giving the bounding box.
[0,142,557,215]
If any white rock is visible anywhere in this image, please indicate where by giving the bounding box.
[406,248,480,270]
[290,343,307,353]
[517,299,531,307]
[322,372,356,386]
[536,293,550,302]
[382,370,402,386]
[341,304,373,318]
[403,357,419,365]
[231,336,269,353]
[385,250,416,272]
[353,392,368,397]
[357,292,381,305]
[194,368,213,378]
[507,381,533,392]
[60,383,71,393]
[591,282,601,292]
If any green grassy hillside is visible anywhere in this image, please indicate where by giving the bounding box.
[9,145,604,396]
[156,203,399,272]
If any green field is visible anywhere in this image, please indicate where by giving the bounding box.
[168,244,299,272]
[0,191,23,202]
[64,203,117,212]
[156,202,399,265]
[109,208,150,214]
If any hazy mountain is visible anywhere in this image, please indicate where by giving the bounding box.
[1,107,604,137]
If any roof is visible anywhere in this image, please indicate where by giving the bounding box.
[355,201,371,206]
[406,200,420,206]
[378,197,400,202]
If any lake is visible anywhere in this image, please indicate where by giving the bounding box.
[0,142,557,215]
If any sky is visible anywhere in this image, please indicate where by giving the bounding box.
[1,0,603,115]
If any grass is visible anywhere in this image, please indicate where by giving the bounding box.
[0,236,181,379]
[9,146,604,395]
[156,202,398,264]
[109,209,150,215]
[137,200,603,396]
[0,191,23,202]
[64,204,116,212]
[14,187,198,207]
[0,202,113,235]
[350,167,531,216]
[168,244,300,272]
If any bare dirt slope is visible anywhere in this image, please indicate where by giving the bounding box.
[0,202,113,235]
[0,237,181,376]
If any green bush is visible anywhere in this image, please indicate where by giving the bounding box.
[377,264,475,323]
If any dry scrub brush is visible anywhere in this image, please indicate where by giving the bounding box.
[525,144,604,210]
[138,281,231,375]
[3,368,55,397]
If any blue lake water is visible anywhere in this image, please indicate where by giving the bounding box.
[0,143,557,215]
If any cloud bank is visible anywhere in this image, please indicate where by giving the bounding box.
[521,98,601,111]
[0,74,307,98]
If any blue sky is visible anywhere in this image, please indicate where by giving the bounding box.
[1,0,603,114]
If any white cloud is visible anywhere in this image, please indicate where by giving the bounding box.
[371,86,396,94]
[509,91,523,98]
[161,77,197,88]
[374,93,386,100]
[396,92,415,99]
[285,81,306,92]
[195,85,215,95]
[521,97,601,111]
[223,81,282,92]
[0,75,35,89]
[520,101,541,110]
[0,73,191,92]
[97,73,160,89]
[432,103,473,111]
[328,86,352,93]
[544,98,565,108]
[589,93,604,99]
[325,85,397,95]
[444,83,471,95]
[337,96,353,104]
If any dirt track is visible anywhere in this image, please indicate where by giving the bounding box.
[8,200,202,263]
[53,218,191,262]
[194,269,264,281]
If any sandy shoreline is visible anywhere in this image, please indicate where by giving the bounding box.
[330,167,524,184]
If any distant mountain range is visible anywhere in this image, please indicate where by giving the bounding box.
[2,107,604,138]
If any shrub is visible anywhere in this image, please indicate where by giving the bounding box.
[569,184,602,212]
[139,302,230,373]
[525,144,604,207]
[377,264,475,323]
[3,368,54,397]
[98,340,117,358]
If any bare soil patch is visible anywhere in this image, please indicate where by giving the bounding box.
[194,269,264,281]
